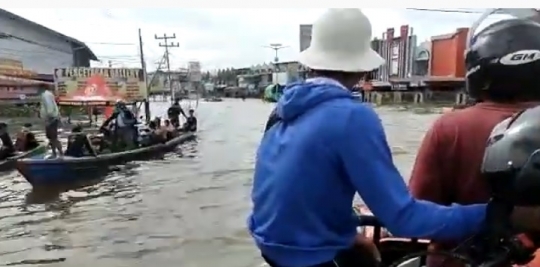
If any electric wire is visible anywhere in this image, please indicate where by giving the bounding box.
[405,8,483,14]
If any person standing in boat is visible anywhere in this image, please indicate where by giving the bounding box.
[409,19,540,267]
[101,100,137,150]
[40,87,63,158]
[0,123,15,160]
[249,9,540,267]
[167,98,186,128]
[65,124,97,157]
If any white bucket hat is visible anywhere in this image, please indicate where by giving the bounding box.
[299,9,385,73]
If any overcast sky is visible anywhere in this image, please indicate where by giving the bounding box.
[5,8,514,71]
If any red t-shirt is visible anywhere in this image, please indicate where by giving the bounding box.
[409,102,539,267]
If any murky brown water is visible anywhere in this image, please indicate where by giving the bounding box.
[0,99,441,267]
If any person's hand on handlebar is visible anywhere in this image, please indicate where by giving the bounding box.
[355,234,381,262]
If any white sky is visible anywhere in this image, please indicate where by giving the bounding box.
[4,8,516,72]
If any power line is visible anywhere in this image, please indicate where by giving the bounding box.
[406,8,483,14]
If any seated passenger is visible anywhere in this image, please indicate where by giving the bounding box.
[140,121,165,146]
[65,125,97,157]
[0,123,15,160]
[182,109,197,132]
[14,123,39,152]
[161,120,175,140]
[153,120,168,143]
[154,117,162,128]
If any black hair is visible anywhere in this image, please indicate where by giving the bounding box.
[308,69,367,89]
[72,124,82,133]
[189,109,194,113]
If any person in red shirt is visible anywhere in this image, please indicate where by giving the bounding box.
[409,19,540,266]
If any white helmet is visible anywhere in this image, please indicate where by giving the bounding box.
[299,9,385,73]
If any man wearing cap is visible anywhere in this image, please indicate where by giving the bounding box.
[248,9,489,267]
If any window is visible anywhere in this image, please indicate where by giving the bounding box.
[391,59,399,76]
[392,44,399,59]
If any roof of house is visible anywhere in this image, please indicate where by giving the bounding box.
[0,9,98,61]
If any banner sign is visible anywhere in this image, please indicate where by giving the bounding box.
[54,67,146,104]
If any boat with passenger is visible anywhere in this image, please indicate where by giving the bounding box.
[17,78,198,186]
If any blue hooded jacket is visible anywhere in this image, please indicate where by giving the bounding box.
[248,78,487,267]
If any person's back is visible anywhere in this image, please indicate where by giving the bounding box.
[410,103,534,266]
[65,126,96,157]
[167,104,180,117]
[251,78,492,267]
[410,103,526,204]
[65,133,87,157]
[409,18,540,267]
[117,108,136,128]
[25,131,39,151]
[252,83,368,265]
[15,124,39,152]
[168,100,185,128]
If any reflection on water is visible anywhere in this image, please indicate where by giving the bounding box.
[0,100,439,267]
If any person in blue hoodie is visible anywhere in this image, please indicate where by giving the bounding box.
[248,9,506,267]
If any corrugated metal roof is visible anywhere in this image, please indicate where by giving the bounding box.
[0,9,98,61]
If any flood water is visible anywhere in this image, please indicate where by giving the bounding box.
[0,99,441,267]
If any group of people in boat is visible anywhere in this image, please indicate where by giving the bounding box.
[63,99,197,158]
[0,95,198,160]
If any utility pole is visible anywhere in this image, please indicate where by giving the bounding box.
[263,43,289,63]
[154,33,179,101]
[138,28,151,123]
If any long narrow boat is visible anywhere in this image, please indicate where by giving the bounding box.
[16,132,196,186]
[0,144,47,172]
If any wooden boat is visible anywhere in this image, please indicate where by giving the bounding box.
[0,144,47,172]
[203,97,223,102]
[16,132,196,186]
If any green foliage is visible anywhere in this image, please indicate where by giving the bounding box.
[0,105,87,118]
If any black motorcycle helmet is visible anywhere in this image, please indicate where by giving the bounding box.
[465,18,540,102]
[482,105,540,206]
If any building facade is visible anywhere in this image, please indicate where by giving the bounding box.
[147,69,189,95]
[368,25,417,85]
[0,9,97,76]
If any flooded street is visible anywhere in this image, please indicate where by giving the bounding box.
[0,99,440,267]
